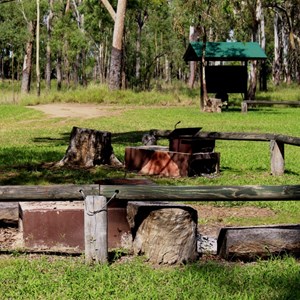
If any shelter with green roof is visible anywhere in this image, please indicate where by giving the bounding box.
[183,42,267,101]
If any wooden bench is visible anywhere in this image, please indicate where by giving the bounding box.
[149,130,300,176]
[241,100,300,113]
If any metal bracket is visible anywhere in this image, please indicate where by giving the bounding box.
[80,189,119,216]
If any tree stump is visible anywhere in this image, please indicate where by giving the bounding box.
[127,201,199,264]
[57,127,122,167]
[203,98,223,113]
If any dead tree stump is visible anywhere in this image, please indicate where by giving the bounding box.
[57,126,122,167]
[203,98,223,113]
[127,201,199,264]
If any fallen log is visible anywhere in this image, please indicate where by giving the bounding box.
[217,224,300,260]
[0,202,18,224]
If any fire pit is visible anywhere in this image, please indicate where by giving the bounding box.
[125,128,220,177]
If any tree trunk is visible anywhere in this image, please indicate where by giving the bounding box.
[57,127,122,168]
[282,26,291,84]
[201,28,210,111]
[127,201,199,264]
[36,0,41,97]
[21,21,36,93]
[188,26,200,89]
[272,10,281,85]
[108,0,127,90]
[45,0,53,91]
[0,56,3,81]
[56,54,62,91]
[135,12,142,81]
[247,60,257,100]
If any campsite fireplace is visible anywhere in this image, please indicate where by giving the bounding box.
[168,127,215,154]
[125,127,220,177]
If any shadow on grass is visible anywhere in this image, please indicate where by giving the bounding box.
[33,132,70,146]
[33,130,148,147]
[111,130,149,146]
[0,163,126,185]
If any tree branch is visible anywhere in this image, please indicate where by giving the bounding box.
[100,0,116,21]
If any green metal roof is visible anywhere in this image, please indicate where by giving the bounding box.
[183,41,267,61]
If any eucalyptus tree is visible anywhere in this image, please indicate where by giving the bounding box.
[100,0,127,90]
[236,0,266,99]
[81,0,113,84]
[267,0,300,85]
[45,0,53,91]
[0,1,26,81]
[18,0,37,93]
[124,0,175,90]
[50,0,89,90]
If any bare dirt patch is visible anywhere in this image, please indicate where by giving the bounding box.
[193,205,276,237]
[27,103,128,119]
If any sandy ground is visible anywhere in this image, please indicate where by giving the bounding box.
[27,103,128,119]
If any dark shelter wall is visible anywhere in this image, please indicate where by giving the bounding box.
[206,65,247,94]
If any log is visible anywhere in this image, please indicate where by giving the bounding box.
[127,201,199,264]
[100,185,300,201]
[0,202,18,224]
[149,130,300,146]
[0,184,99,201]
[217,224,300,260]
[0,184,300,202]
[57,126,122,167]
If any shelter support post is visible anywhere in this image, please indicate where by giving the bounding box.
[270,140,284,176]
[84,195,108,264]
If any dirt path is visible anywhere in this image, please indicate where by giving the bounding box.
[28,103,128,119]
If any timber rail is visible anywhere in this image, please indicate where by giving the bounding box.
[241,100,300,113]
[0,184,300,263]
[149,130,300,175]
[0,184,300,202]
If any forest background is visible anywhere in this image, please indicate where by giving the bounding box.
[0,0,299,100]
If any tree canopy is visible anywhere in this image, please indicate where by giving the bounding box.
[0,0,299,93]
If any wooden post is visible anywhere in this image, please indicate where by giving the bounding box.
[270,140,285,176]
[241,102,248,113]
[84,195,108,263]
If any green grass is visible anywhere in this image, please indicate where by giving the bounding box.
[0,255,299,300]
[0,83,300,299]
[0,86,299,219]
[1,104,299,185]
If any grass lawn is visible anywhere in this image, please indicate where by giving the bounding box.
[0,255,299,300]
[0,84,300,299]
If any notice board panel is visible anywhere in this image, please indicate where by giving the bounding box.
[206,66,247,94]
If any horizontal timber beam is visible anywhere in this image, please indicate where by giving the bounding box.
[149,129,300,146]
[0,184,99,202]
[100,185,300,201]
[244,100,300,105]
[0,185,299,202]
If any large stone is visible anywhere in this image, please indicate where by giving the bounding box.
[127,201,199,264]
